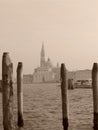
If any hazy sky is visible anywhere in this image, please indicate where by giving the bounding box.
[0,0,98,77]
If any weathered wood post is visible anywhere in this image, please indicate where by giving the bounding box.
[2,52,14,130]
[61,63,69,130]
[92,63,98,129]
[17,62,24,127]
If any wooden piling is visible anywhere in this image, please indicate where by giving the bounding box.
[2,52,14,130]
[61,63,69,130]
[17,62,24,127]
[92,63,98,129]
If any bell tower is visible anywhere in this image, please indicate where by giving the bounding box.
[40,42,45,67]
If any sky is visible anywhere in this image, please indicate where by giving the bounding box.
[0,0,98,77]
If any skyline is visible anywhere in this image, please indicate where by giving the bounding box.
[0,0,98,77]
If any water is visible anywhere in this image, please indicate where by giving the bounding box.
[0,83,94,130]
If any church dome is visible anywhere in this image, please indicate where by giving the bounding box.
[46,58,52,68]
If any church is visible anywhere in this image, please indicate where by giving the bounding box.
[23,44,91,84]
[32,44,60,83]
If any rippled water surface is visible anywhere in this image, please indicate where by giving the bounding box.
[0,83,94,130]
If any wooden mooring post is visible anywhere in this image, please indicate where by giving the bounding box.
[61,63,69,130]
[17,62,24,127]
[2,52,14,130]
[92,63,98,130]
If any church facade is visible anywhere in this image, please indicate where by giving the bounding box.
[32,44,60,83]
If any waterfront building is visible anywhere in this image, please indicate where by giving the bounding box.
[23,74,33,84]
[32,44,60,83]
[23,44,91,85]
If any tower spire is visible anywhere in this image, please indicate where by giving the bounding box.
[40,42,45,67]
[41,41,45,57]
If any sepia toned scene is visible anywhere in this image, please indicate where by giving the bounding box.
[0,0,98,130]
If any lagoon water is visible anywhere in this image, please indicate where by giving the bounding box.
[0,83,93,130]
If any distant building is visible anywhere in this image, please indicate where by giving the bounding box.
[23,74,33,84]
[68,69,91,82]
[32,43,60,83]
[23,44,92,84]
[67,69,92,87]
